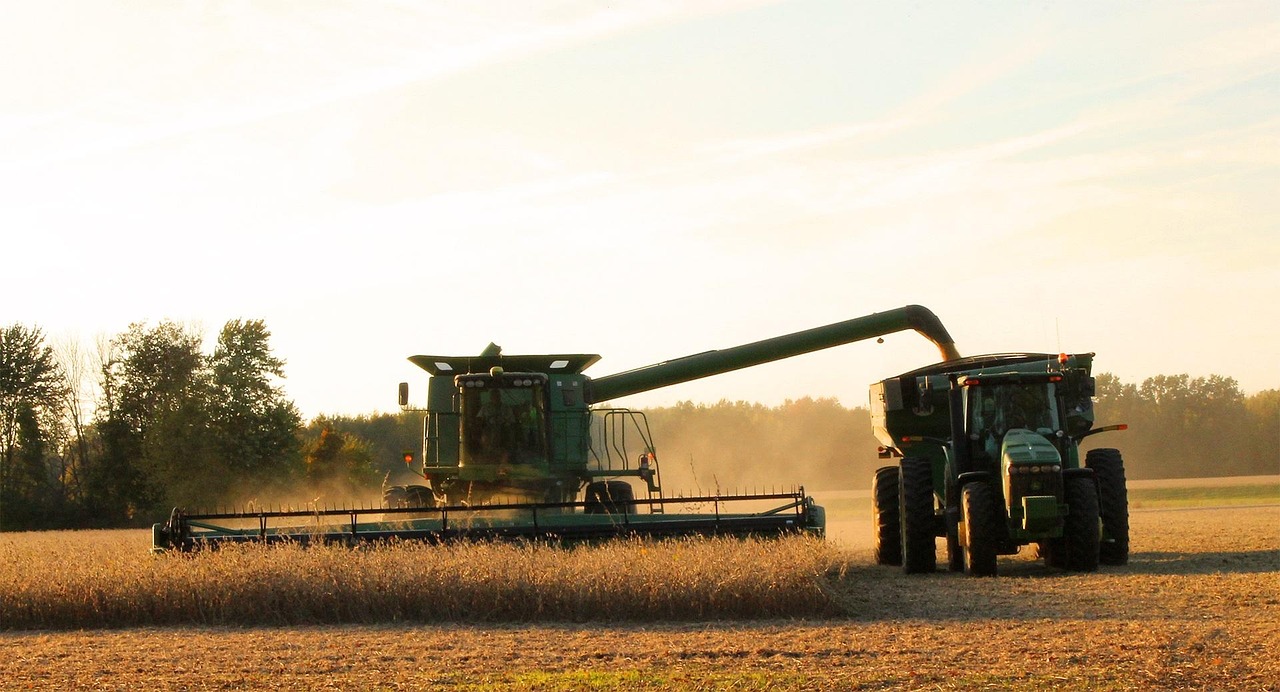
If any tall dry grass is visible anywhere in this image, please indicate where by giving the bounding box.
[0,531,842,630]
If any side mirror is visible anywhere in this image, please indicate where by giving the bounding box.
[398,382,409,407]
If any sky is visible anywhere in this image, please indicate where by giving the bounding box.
[2,1,1277,419]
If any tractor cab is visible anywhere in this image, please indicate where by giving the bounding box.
[959,373,1065,469]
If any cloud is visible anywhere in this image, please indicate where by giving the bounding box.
[0,1,775,170]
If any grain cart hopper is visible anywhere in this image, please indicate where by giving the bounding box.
[153,305,960,551]
[868,353,1129,576]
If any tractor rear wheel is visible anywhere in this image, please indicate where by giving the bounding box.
[1062,476,1101,572]
[584,480,634,514]
[872,466,902,566]
[961,482,999,577]
[1087,448,1130,565]
[899,457,937,574]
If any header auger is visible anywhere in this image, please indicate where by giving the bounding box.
[153,305,958,551]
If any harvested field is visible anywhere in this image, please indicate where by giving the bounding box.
[1,482,1277,690]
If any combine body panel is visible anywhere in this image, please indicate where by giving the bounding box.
[867,352,1130,576]
[154,305,955,551]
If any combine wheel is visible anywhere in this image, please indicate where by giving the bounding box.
[899,456,937,574]
[403,485,433,508]
[1087,448,1130,565]
[584,480,634,515]
[382,485,408,509]
[961,482,999,577]
[1062,476,1101,572]
[872,466,902,566]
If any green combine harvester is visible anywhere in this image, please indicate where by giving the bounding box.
[153,305,960,551]
[869,352,1129,576]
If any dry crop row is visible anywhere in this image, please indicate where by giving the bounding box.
[0,533,842,629]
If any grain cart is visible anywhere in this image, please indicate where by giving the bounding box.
[869,353,1129,576]
[153,305,961,551]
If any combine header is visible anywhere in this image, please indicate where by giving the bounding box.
[153,305,960,551]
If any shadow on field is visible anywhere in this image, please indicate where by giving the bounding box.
[1124,549,1280,576]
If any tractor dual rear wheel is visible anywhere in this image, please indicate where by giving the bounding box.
[1087,448,1130,565]
[872,466,902,566]
[899,457,937,574]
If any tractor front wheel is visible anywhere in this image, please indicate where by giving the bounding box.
[872,466,902,566]
[961,482,999,577]
[1061,476,1101,572]
[899,457,937,574]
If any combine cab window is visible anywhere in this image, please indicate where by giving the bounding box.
[460,382,548,465]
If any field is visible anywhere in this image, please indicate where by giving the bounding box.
[1,477,1277,690]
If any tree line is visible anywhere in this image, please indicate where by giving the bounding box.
[0,321,380,531]
[2,319,1276,530]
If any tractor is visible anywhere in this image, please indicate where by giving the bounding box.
[869,353,1129,576]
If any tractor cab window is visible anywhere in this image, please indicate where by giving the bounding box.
[967,383,1060,439]
[459,377,548,465]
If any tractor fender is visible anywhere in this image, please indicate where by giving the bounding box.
[956,471,993,487]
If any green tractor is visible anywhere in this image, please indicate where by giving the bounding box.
[870,353,1129,576]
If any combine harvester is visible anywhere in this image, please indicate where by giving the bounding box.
[153,305,960,551]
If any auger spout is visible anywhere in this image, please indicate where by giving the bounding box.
[586,305,959,403]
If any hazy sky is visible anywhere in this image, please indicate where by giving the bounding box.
[3,1,1277,418]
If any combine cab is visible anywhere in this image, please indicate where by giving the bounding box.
[154,305,961,551]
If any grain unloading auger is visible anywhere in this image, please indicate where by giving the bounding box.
[153,305,960,551]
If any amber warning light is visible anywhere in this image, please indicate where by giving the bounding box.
[402,451,414,465]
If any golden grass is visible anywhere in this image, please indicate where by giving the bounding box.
[0,534,841,629]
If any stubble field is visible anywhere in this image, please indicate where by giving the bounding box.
[1,478,1277,690]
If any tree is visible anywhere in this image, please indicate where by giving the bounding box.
[0,325,67,529]
[302,420,380,499]
[206,320,303,485]
[95,321,206,519]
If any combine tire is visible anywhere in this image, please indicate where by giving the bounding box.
[961,482,999,577]
[584,480,634,515]
[1087,448,1130,565]
[382,485,407,509]
[899,457,937,574]
[872,466,902,566]
[403,485,433,507]
[1061,476,1101,572]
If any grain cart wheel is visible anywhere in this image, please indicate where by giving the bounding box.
[1035,541,1066,569]
[1086,448,1130,565]
[872,466,902,566]
[1062,476,1101,572]
[899,457,937,574]
[584,480,634,515]
[961,482,999,577]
